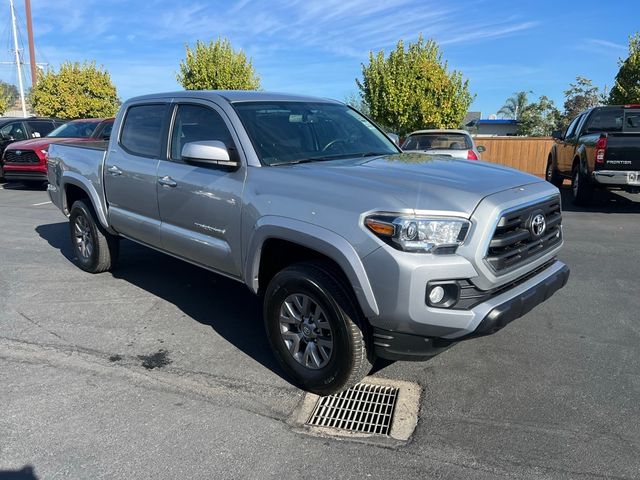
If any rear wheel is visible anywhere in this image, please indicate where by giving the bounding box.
[545,158,564,188]
[263,261,373,396]
[572,164,593,206]
[69,200,119,273]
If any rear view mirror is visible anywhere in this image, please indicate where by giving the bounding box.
[477,145,486,153]
[182,140,239,169]
[551,130,563,140]
[387,133,400,146]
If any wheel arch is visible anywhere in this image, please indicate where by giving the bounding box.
[61,173,111,231]
[244,217,379,318]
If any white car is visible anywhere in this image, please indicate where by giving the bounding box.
[401,129,485,160]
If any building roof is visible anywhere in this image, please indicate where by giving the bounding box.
[467,118,519,126]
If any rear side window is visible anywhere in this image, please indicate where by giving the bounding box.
[624,110,640,132]
[120,104,166,157]
[585,108,623,133]
[27,120,55,137]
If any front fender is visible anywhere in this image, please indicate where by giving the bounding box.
[244,216,379,318]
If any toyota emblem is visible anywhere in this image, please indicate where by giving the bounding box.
[16,150,22,155]
[531,213,546,237]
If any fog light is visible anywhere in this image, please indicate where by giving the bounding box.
[429,286,445,304]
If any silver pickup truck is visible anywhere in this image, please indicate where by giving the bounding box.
[47,91,569,395]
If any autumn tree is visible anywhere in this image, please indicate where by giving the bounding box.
[356,36,473,135]
[517,96,562,137]
[177,38,261,90]
[30,61,119,118]
[563,76,602,121]
[609,33,640,104]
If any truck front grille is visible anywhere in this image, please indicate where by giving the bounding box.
[4,149,40,164]
[486,196,562,274]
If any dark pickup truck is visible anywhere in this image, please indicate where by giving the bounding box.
[546,105,640,204]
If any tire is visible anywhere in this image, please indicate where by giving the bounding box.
[263,261,373,396]
[571,164,593,206]
[545,158,564,188]
[68,200,119,273]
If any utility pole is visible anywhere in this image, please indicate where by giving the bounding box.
[10,0,27,116]
[25,0,37,87]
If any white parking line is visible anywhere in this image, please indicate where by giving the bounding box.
[32,201,52,206]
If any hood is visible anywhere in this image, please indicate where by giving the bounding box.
[279,152,544,215]
[5,137,78,151]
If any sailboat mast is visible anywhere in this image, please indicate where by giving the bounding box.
[10,0,27,116]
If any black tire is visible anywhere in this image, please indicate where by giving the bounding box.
[545,158,564,188]
[571,164,593,206]
[263,261,373,396]
[68,200,119,273]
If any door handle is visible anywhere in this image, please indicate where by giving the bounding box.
[107,165,123,176]
[158,175,177,188]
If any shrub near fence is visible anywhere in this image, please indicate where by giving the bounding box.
[473,137,554,177]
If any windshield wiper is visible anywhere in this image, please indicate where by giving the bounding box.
[270,152,391,166]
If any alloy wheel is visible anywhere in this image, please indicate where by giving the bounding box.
[74,215,93,259]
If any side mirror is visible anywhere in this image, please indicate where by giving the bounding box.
[476,145,486,153]
[551,130,563,140]
[387,133,400,146]
[181,140,238,169]
[32,132,41,138]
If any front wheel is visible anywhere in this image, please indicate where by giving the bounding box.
[69,200,119,273]
[263,262,373,396]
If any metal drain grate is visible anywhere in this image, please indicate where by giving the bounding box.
[306,383,399,435]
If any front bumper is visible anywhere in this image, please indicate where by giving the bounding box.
[592,170,640,186]
[3,170,48,182]
[373,260,569,360]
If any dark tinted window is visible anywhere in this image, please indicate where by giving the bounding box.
[120,105,166,157]
[624,110,640,132]
[27,120,55,137]
[585,108,623,133]
[402,133,471,150]
[48,121,101,138]
[0,121,27,141]
[170,105,233,160]
[564,114,583,139]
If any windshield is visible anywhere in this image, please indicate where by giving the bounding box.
[402,133,471,151]
[47,121,101,138]
[232,102,398,165]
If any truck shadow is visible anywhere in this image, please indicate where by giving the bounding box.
[559,186,640,213]
[35,222,290,385]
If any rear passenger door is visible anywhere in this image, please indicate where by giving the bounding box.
[557,114,583,174]
[104,103,170,248]
[156,101,245,277]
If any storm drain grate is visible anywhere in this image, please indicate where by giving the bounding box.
[306,383,399,435]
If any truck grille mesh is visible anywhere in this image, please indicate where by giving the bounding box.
[486,196,562,273]
[4,149,39,164]
[306,383,398,435]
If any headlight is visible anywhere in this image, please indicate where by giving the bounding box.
[365,214,470,253]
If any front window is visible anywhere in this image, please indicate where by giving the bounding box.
[47,121,101,138]
[232,102,398,166]
[402,132,471,151]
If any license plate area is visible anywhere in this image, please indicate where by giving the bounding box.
[628,172,640,185]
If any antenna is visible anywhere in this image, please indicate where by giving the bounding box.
[10,0,27,116]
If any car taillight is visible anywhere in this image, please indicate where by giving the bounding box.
[595,135,607,164]
[467,150,478,160]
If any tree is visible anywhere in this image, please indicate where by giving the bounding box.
[0,92,9,115]
[517,95,562,137]
[356,36,473,135]
[498,91,530,120]
[0,81,19,107]
[609,33,640,104]
[344,92,370,116]
[563,76,602,121]
[30,61,119,119]
[177,38,260,91]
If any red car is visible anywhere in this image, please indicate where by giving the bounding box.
[1,118,113,185]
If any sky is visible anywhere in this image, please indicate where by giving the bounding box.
[1,0,638,117]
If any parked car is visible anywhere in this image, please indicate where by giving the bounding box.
[47,91,569,395]
[0,116,65,181]
[401,129,485,160]
[1,118,113,185]
[546,104,640,204]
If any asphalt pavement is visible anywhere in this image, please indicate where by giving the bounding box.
[1,181,639,479]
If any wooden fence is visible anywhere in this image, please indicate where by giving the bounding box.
[474,137,554,177]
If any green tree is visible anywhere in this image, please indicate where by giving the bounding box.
[0,92,9,115]
[498,91,530,120]
[0,81,19,107]
[177,38,261,90]
[344,92,370,116]
[356,36,473,135]
[30,61,119,119]
[563,76,602,121]
[517,95,562,137]
[609,33,640,104]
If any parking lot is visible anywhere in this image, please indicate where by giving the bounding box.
[1,182,639,479]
